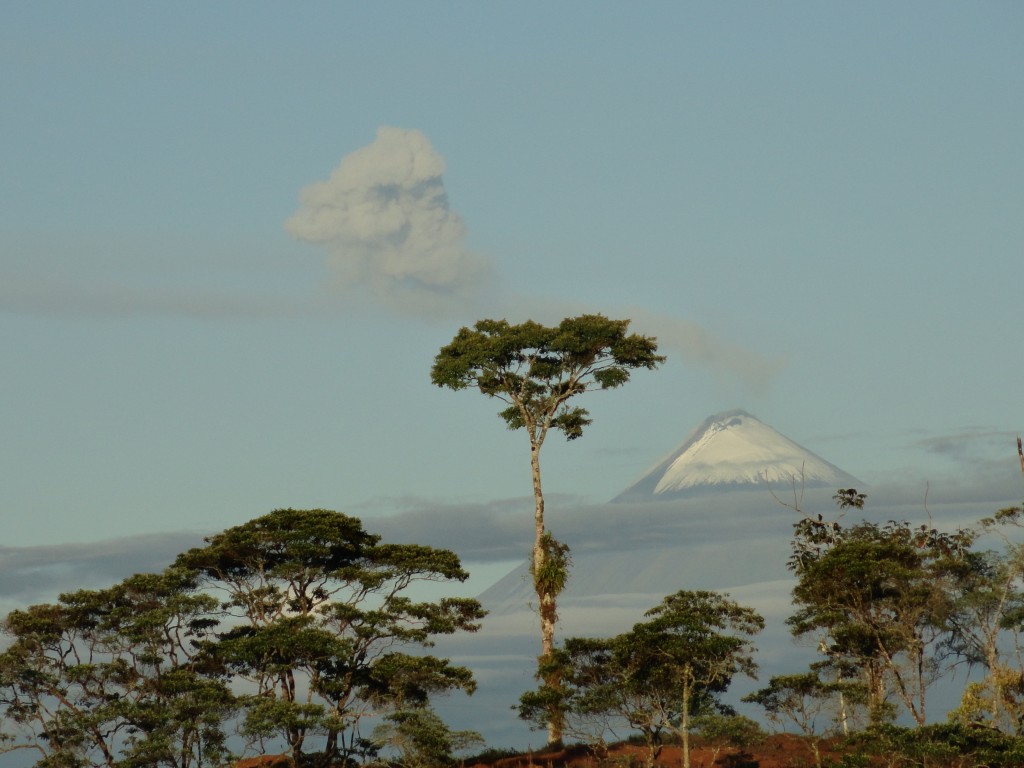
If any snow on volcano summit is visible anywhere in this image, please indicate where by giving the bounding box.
[612,409,860,502]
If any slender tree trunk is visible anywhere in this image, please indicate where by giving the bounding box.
[531,443,551,658]
[681,671,692,768]
[325,728,338,764]
[916,645,926,726]
[867,661,887,725]
[811,740,822,768]
[838,688,849,736]
[530,441,563,746]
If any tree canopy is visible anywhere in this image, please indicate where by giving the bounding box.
[175,509,485,766]
[430,315,664,444]
[0,568,232,768]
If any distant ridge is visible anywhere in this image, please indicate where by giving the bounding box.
[612,409,861,502]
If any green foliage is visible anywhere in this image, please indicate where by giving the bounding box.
[745,673,832,731]
[0,509,483,768]
[518,638,622,756]
[842,723,1024,768]
[175,508,485,766]
[519,590,762,768]
[743,672,855,768]
[772,492,1024,760]
[951,508,1024,733]
[788,494,975,727]
[981,504,1024,530]
[531,532,572,601]
[690,714,764,765]
[371,707,483,768]
[431,314,664,442]
[0,568,233,768]
[636,590,764,704]
[832,488,867,510]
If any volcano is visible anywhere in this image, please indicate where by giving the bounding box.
[476,409,861,611]
[612,409,861,502]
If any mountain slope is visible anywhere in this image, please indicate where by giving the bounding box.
[613,409,860,502]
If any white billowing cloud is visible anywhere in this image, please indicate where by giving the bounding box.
[286,127,490,314]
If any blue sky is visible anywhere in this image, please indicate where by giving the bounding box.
[2,3,1023,577]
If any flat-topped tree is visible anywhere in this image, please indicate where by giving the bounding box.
[431,313,664,745]
[174,508,485,767]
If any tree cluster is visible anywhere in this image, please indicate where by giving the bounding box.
[740,491,1024,767]
[509,484,1024,768]
[0,509,485,768]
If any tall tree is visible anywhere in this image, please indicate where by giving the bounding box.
[174,508,485,767]
[431,314,664,744]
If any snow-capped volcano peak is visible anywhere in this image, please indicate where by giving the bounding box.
[612,409,860,502]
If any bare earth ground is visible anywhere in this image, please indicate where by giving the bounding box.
[237,733,839,768]
[234,734,837,768]
[474,735,835,768]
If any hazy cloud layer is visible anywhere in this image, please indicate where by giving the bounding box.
[0,277,302,319]
[364,458,1019,564]
[916,428,1018,460]
[0,531,206,611]
[2,456,1015,612]
[286,127,491,315]
[368,492,801,563]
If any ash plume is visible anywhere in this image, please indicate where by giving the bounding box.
[286,127,491,316]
